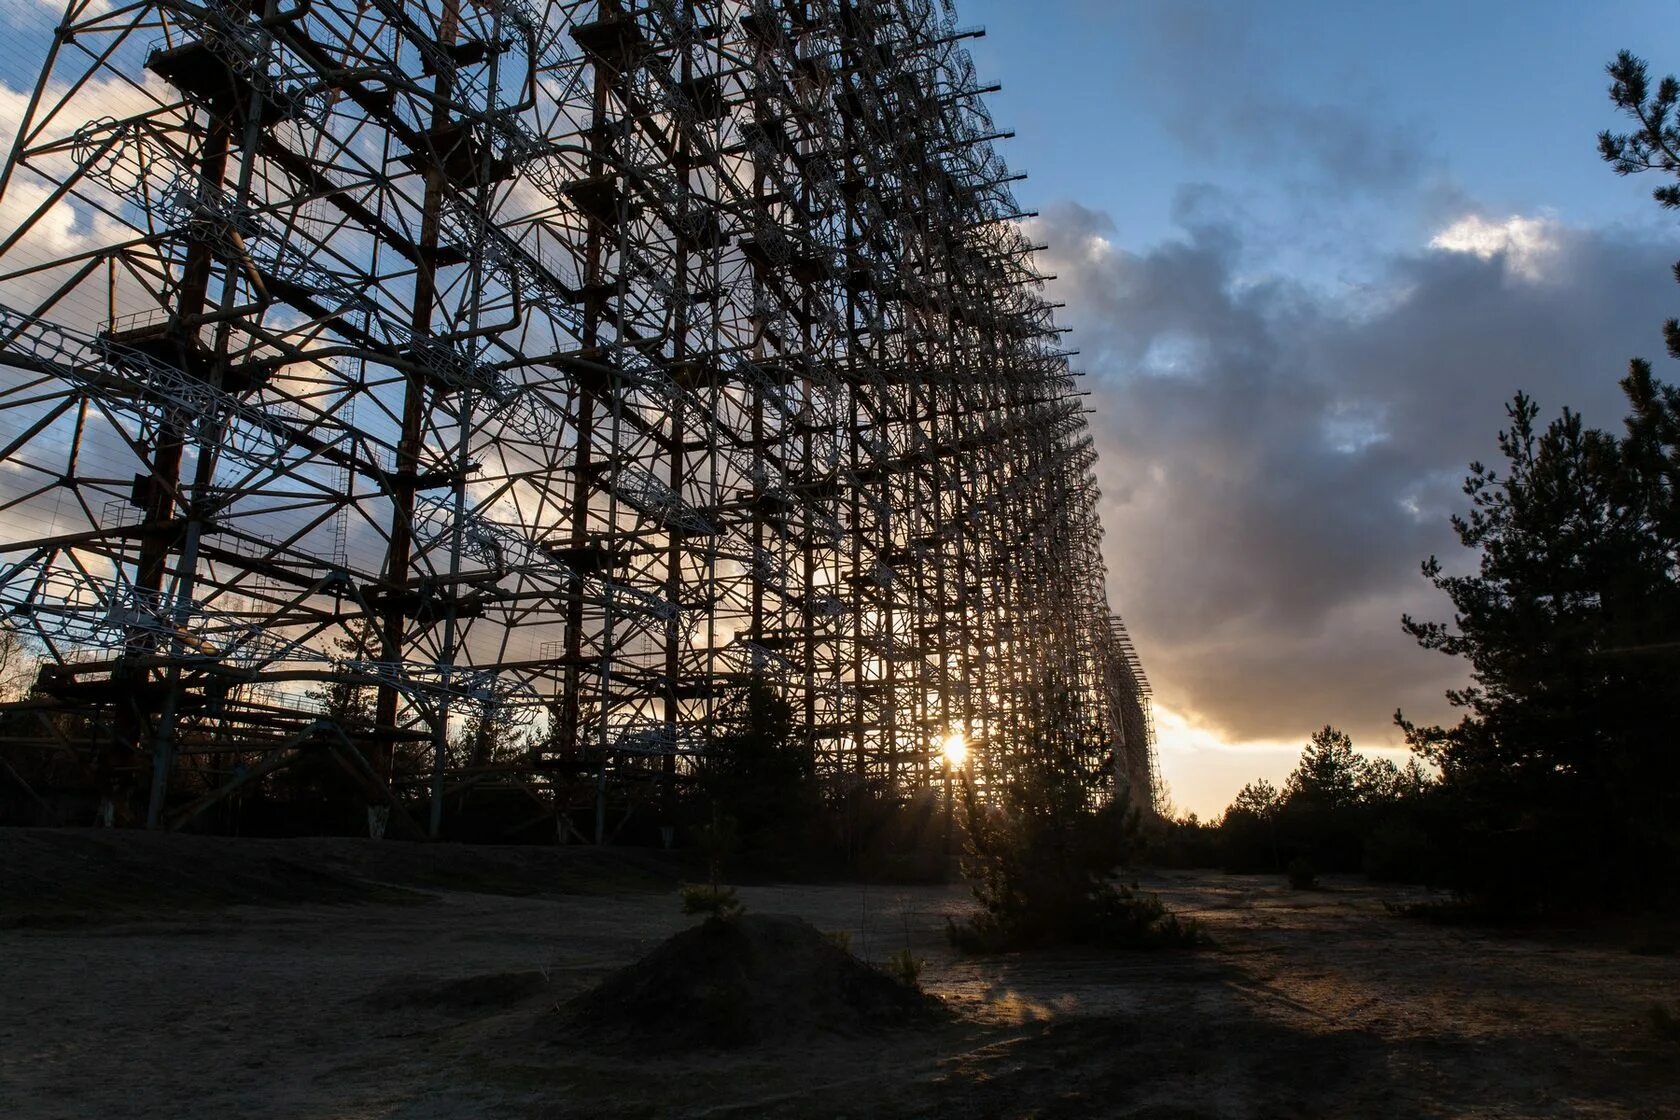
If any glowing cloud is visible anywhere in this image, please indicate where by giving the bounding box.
[1428,213,1562,282]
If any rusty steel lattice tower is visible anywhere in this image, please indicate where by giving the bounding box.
[0,0,1158,839]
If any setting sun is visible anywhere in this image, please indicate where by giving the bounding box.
[941,731,968,768]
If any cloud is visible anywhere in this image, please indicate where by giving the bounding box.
[1033,195,1679,747]
[1125,3,1435,199]
[1428,213,1564,282]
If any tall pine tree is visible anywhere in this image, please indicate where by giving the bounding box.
[1391,55,1680,908]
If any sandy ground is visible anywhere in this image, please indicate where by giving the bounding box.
[1,829,1676,1119]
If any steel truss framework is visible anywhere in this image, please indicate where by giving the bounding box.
[0,0,1158,839]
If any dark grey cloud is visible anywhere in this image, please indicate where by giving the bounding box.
[1033,195,1680,743]
[1125,2,1435,199]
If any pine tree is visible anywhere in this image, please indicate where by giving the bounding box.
[1227,779,1280,820]
[1282,726,1367,812]
[1398,389,1680,908]
[1600,51,1680,359]
[700,675,819,855]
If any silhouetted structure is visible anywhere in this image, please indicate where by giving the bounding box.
[0,0,1156,838]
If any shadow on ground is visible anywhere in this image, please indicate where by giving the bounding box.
[1,829,1676,1119]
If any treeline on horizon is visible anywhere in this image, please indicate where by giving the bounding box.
[1148,50,1680,917]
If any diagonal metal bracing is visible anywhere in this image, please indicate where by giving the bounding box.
[0,0,1157,836]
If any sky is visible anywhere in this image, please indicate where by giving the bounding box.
[2,1,1677,820]
[957,0,1680,817]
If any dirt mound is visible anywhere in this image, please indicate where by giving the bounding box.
[366,969,551,1017]
[558,913,944,1051]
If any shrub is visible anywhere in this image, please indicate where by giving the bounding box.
[1287,855,1319,890]
[681,810,743,924]
[947,718,1204,952]
[886,947,924,989]
[680,883,743,923]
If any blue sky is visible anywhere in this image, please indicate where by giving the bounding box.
[956,0,1680,816]
[964,0,1680,258]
